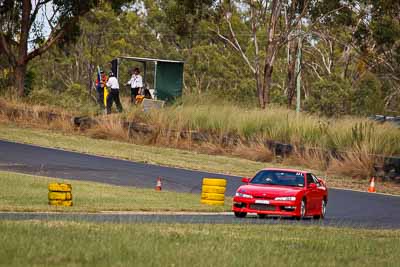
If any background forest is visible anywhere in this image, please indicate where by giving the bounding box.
[1,0,399,116]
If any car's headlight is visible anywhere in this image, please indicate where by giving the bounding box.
[274,196,296,201]
[235,192,253,198]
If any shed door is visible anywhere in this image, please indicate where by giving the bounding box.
[155,62,183,102]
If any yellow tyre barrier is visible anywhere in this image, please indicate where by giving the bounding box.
[48,192,72,201]
[201,178,226,206]
[48,200,73,207]
[48,182,73,207]
[202,178,227,187]
[48,183,72,192]
[202,185,226,194]
[200,199,225,206]
[201,193,225,201]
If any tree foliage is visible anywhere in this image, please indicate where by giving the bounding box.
[0,0,132,96]
[0,0,399,116]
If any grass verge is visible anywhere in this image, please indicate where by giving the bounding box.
[1,220,399,266]
[0,171,230,212]
[1,123,399,195]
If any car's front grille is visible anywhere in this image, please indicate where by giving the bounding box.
[253,195,274,200]
[233,202,246,208]
[249,204,276,211]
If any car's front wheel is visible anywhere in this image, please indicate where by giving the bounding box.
[313,199,326,220]
[234,212,247,218]
[295,199,306,220]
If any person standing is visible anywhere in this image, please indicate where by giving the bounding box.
[105,71,123,114]
[95,70,108,109]
[126,67,143,104]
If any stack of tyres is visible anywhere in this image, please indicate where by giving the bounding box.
[48,183,73,206]
[201,178,226,206]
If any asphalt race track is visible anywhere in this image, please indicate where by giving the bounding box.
[1,140,400,228]
[0,211,399,228]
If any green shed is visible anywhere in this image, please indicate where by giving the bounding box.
[112,56,184,103]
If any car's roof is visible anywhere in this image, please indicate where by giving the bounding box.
[260,167,309,173]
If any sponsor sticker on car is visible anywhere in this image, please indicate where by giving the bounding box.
[255,200,270,204]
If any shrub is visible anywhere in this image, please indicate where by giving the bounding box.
[305,77,351,117]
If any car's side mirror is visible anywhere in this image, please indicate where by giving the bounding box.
[317,178,325,186]
[242,177,250,183]
[308,183,317,189]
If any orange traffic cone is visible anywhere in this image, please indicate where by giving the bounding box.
[368,177,376,193]
[155,177,162,191]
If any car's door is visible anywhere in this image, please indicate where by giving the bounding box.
[305,173,319,212]
[311,173,326,207]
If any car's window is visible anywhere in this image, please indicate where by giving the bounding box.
[250,170,304,187]
[311,174,321,186]
[306,173,315,185]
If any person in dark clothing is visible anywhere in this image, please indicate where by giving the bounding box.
[105,72,123,114]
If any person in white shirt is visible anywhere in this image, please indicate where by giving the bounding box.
[105,71,123,114]
[126,67,143,103]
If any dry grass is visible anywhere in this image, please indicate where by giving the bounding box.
[0,98,75,132]
[282,148,329,172]
[327,145,383,179]
[0,97,399,182]
[87,114,127,140]
[232,140,274,162]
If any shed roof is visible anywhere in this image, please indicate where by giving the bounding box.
[118,56,184,64]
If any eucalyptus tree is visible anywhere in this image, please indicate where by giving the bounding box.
[353,0,400,111]
[213,0,309,108]
[0,0,131,97]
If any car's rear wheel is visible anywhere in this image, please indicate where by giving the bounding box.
[234,212,247,218]
[313,199,326,220]
[257,214,266,219]
[295,199,306,220]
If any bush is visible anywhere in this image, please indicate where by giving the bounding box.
[28,84,97,113]
[28,88,59,105]
[351,72,384,115]
[305,77,351,117]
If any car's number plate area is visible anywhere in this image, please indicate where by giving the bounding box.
[255,200,270,204]
[250,204,276,211]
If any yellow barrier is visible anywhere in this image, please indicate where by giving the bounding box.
[48,192,72,201]
[201,178,226,206]
[49,200,73,207]
[48,183,73,207]
[48,183,72,192]
[202,185,226,194]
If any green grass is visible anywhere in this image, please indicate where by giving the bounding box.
[0,171,230,212]
[0,220,399,266]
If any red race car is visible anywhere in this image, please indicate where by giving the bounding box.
[232,168,328,219]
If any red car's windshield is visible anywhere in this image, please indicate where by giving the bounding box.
[250,170,305,187]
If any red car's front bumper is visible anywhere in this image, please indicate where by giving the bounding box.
[232,197,300,216]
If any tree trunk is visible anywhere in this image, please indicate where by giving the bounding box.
[255,72,264,108]
[341,45,351,79]
[262,0,281,108]
[286,39,298,107]
[15,64,27,97]
[263,63,273,106]
[15,0,31,97]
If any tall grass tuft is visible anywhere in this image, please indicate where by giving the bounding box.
[127,102,400,156]
[327,144,383,179]
[1,97,399,180]
[88,115,127,140]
